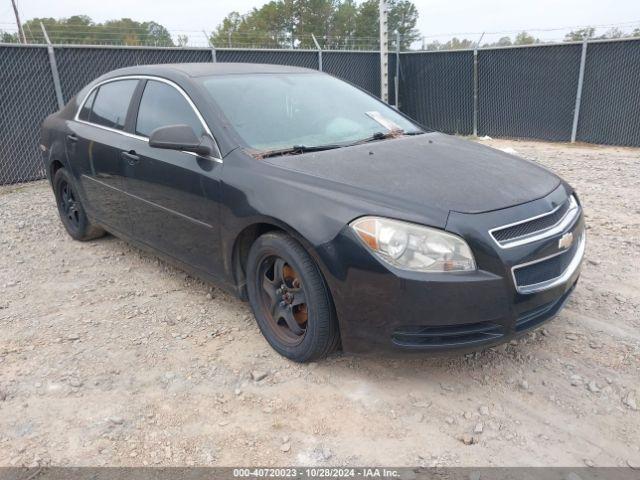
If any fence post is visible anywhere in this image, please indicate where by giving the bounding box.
[394,31,400,108]
[312,34,322,71]
[40,22,64,110]
[204,30,217,62]
[571,39,588,143]
[473,48,479,137]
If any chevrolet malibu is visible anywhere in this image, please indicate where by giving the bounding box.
[40,63,586,362]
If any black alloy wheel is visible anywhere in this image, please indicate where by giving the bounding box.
[53,168,105,241]
[258,255,309,346]
[59,179,81,230]
[246,232,340,362]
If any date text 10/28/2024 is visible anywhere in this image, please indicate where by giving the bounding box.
[233,468,401,478]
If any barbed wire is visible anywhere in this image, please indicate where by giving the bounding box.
[1,20,639,50]
[419,19,640,39]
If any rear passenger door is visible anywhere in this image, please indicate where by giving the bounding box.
[122,79,225,279]
[72,79,140,235]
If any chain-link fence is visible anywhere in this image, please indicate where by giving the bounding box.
[1,38,640,185]
[0,44,382,185]
[0,45,59,184]
[401,38,640,147]
[54,46,214,102]
[399,50,474,135]
[577,40,640,146]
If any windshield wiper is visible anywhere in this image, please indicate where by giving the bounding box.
[257,143,344,159]
[343,129,425,147]
[257,130,426,159]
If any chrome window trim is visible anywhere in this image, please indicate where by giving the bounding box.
[73,74,223,164]
[489,195,580,249]
[511,230,586,295]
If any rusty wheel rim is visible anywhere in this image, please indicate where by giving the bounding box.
[257,255,308,346]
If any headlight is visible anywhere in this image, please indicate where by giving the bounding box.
[350,216,476,272]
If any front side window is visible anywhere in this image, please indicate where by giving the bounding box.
[200,73,421,151]
[89,79,138,130]
[136,80,205,138]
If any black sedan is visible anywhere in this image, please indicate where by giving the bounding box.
[40,63,585,362]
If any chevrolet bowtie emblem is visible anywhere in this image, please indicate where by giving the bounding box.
[558,232,574,250]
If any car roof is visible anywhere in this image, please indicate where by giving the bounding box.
[105,62,318,79]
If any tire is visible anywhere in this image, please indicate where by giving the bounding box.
[53,168,105,241]
[246,231,340,362]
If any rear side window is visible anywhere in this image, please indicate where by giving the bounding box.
[136,80,204,138]
[89,80,138,131]
[78,89,96,121]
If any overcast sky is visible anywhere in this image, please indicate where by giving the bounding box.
[2,0,639,45]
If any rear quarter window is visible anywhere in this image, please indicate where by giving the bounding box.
[88,79,138,130]
[78,89,96,121]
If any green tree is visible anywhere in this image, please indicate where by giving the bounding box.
[513,31,538,45]
[212,3,291,48]
[564,27,595,42]
[424,37,475,51]
[494,36,512,47]
[21,15,174,45]
[354,0,419,49]
[1,30,18,42]
[388,0,420,48]
[295,0,337,48]
[329,0,358,48]
[211,0,420,50]
[22,15,92,43]
[601,27,623,39]
[176,34,189,47]
[353,0,377,47]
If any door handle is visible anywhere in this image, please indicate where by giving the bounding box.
[66,134,78,143]
[121,150,140,165]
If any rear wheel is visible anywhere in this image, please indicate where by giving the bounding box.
[246,232,339,362]
[53,168,105,241]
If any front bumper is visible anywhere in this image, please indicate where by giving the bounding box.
[317,185,585,354]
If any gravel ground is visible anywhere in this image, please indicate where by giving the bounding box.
[0,139,639,468]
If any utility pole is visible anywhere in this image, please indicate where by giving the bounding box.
[11,0,27,43]
[379,0,389,103]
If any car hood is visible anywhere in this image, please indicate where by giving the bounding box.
[263,132,561,224]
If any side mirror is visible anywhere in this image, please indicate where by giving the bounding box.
[149,124,219,158]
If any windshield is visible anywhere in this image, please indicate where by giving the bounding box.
[200,73,421,151]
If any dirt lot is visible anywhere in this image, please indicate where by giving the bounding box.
[0,139,639,468]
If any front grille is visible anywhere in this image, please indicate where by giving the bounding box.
[513,235,580,287]
[492,201,570,242]
[512,224,585,294]
[490,196,579,248]
[392,321,504,349]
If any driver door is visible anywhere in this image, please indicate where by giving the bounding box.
[121,79,225,279]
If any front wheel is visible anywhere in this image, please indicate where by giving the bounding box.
[53,168,105,241]
[246,232,340,362]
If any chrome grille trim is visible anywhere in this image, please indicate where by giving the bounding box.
[489,195,580,249]
[511,231,586,294]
